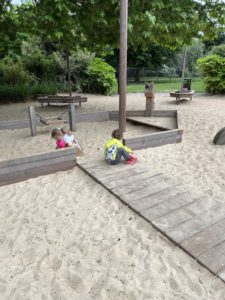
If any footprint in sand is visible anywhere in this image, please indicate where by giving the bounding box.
[66,270,85,293]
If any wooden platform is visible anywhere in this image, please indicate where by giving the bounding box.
[78,160,225,283]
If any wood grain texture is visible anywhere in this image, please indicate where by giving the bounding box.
[79,159,225,279]
[181,216,225,258]
[0,149,76,187]
[198,241,225,274]
[167,203,225,244]
[152,196,216,232]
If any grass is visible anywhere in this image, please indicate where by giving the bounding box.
[127,78,204,93]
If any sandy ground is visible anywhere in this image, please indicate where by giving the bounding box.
[1,93,225,299]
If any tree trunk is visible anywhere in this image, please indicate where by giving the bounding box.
[66,49,72,96]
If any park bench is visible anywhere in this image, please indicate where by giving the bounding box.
[38,95,87,107]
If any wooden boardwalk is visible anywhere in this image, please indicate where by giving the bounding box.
[78,160,225,283]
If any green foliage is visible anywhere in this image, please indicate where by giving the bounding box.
[210,44,225,57]
[84,58,117,95]
[31,82,58,96]
[0,56,57,101]
[160,65,177,78]
[21,38,63,81]
[0,59,36,85]
[0,84,31,102]
[197,55,225,94]
[70,50,95,91]
[0,59,32,102]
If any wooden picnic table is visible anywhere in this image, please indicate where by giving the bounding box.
[37,95,87,107]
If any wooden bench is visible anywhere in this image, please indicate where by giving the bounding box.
[38,95,87,107]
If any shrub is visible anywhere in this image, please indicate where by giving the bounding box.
[31,82,58,96]
[210,44,225,58]
[84,58,118,95]
[70,50,95,91]
[159,65,178,78]
[0,59,36,85]
[197,55,225,94]
[21,39,62,81]
[0,84,31,102]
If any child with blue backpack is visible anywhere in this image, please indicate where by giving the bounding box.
[104,129,137,165]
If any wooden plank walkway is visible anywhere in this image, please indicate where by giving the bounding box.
[78,159,225,283]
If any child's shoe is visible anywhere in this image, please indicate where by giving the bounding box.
[126,156,137,165]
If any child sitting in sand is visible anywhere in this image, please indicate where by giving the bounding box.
[51,128,83,155]
[104,129,137,165]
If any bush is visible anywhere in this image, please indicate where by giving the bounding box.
[210,44,225,58]
[159,65,178,78]
[84,58,117,95]
[0,59,36,85]
[197,55,225,94]
[31,82,58,96]
[70,50,95,91]
[21,39,62,81]
[0,84,31,102]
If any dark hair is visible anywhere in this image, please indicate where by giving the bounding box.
[51,127,66,138]
[111,129,122,140]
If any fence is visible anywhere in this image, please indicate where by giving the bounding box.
[126,67,201,83]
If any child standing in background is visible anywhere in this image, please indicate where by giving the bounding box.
[104,129,137,165]
[51,128,83,155]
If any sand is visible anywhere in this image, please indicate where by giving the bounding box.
[1,93,225,299]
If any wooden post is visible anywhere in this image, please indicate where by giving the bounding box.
[28,106,37,136]
[66,49,72,97]
[144,82,155,117]
[119,0,128,134]
[180,47,187,92]
[68,103,76,131]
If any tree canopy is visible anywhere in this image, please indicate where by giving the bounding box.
[14,0,225,54]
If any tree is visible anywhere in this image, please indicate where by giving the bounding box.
[18,0,82,95]
[72,0,225,51]
[0,1,20,58]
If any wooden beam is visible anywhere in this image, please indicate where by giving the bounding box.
[119,0,128,134]
[0,148,76,187]
[28,106,37,137]
[68,103,76,131]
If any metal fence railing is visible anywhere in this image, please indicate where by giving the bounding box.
[126,67,201,83]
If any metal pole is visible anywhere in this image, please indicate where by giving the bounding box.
[119,0,128,134]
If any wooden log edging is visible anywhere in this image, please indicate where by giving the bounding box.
[0,109,183,149]
[124,129,183,150]
[0,148,76,187]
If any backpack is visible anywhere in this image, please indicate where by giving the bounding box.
[106,144,117,163]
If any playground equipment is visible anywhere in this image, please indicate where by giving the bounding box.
[213,127,225,145]
[0,148,76,187]
[144,82,155,116]
[170,47,195,104]
[38,95,87,107]
[28,103,76,136]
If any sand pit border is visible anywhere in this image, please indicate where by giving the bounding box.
[0,148,76,187]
